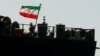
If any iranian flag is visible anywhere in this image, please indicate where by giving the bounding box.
[19,5,41,19]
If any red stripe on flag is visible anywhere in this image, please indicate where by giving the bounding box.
[20,12,38,19]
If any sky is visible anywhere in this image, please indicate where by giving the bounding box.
[0,0,100,56]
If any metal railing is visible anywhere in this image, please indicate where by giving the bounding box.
[8,23,94,41]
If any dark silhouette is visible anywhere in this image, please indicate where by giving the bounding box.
[0,20,6,36]
[3,17,11,36]
[71,28,75,37]
[85,29,95,41]
[65,30,71,39]
[3,16,11,26]
[0,15,97,56]
[80,29,86,40]
[38,24,48,38]
[42,16,47,24]
[29,22,35,37]
[37,16,48,38]
[56,24,65,39]
[73,28,82,40]
[11,21,20,37]
[0,16,11,36]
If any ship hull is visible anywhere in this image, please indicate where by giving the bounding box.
[0,37,96,56]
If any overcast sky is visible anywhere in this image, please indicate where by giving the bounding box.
[0,0,100,56]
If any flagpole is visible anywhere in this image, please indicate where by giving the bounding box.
[35,3,41,26]
[35,3,42,38]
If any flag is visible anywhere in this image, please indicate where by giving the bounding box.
[19,5,41,19]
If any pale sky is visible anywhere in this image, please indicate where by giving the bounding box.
[0,0,100,56]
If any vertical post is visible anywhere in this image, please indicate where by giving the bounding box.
[35,3,42,26]
[22,24,24,30]
[22,24,24,36]
[35,4,42,38]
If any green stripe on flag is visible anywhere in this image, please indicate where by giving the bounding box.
[22,6,40,10]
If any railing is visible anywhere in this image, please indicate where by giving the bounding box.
[8,23,95,41]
